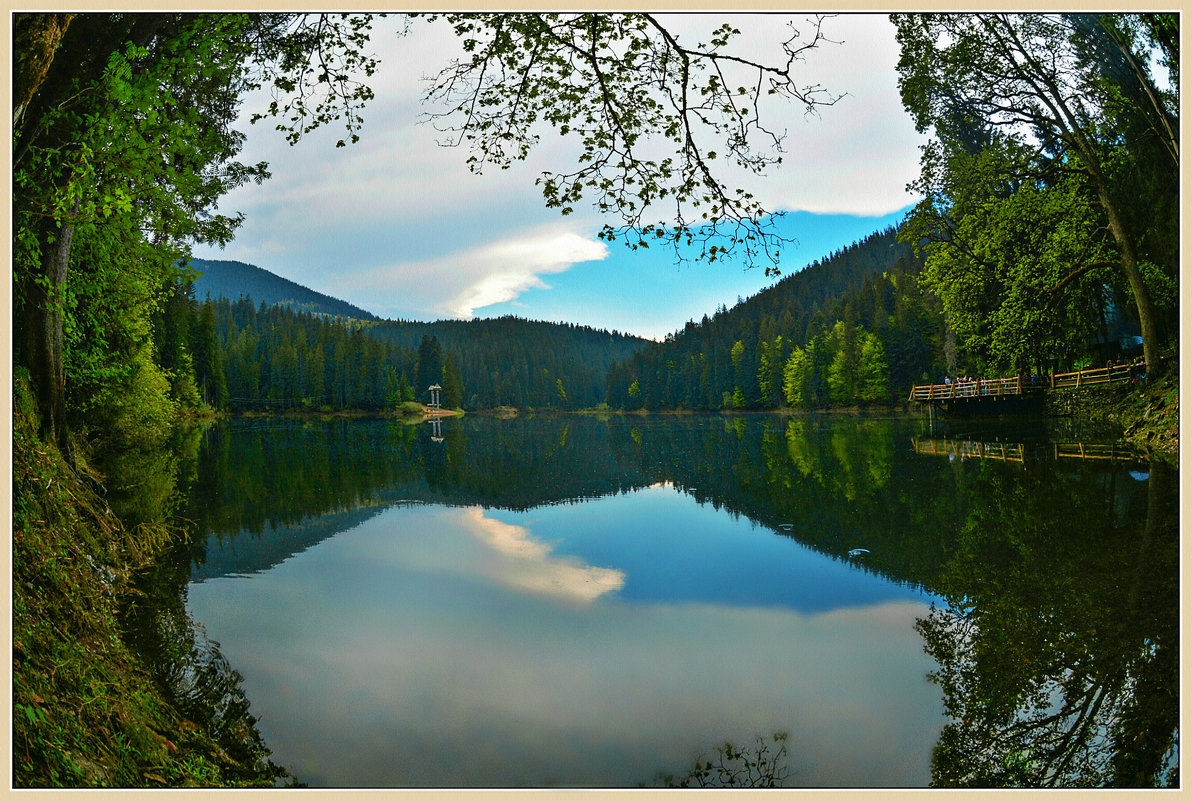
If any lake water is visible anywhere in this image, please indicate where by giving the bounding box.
[162,414,1177,788]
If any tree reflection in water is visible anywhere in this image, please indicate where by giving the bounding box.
[916,459,1178,788]
[99,426,284,784]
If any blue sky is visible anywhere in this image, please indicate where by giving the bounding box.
[475,208,913,337]
[192,14,926,340]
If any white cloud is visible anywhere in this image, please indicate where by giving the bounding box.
[458,508,625,602]
[195,13,924,323]
[333,224,608,320]
[443,229,609,318]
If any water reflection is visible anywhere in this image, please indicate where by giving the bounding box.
[188,490,941,788]
[917,459,1179,787]
[172,414,1176,788]
[96,427,282,784]
[914,436,1142,465]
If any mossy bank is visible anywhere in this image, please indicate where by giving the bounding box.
[12,376,284,787]
[1043,369,1179,463]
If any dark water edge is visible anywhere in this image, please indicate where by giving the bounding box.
[118,411,1178,788]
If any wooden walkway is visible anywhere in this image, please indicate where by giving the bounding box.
[908,375,1040,402]
[909,363,1143,404]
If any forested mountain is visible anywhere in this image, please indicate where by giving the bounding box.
[162,290,649,413]
[164,256,651,412]
[368,317,647,409]
[606,226,945,410]
[187,257,380,321]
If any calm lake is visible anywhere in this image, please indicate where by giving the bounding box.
[139,414,1178,788]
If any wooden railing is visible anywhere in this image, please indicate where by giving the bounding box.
[908,375,1039,402]
[1050,363,1139,388]
[909,363,1143,402]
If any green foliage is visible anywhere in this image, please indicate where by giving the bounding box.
[781,344,815,408]
[892,12,1179,371]
[661,732,790,788]
[421,13,841,271]
[781,322,890,408]
[904,140,1115,372]
[858,333,889,402]
[90,347,179,448]
[13,14,278,451]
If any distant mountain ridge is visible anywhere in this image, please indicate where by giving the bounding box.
[187,257,380,321]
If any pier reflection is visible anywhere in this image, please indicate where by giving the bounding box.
[913,437,1140,466]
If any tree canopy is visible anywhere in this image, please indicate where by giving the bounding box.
[892,13,1178,374]
[419,13,839,269]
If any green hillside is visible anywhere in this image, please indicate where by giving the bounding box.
[368,316,648,409]
[606,226,944,410]
[187,258,380,321]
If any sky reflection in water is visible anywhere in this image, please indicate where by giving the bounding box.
[188,483,942,788]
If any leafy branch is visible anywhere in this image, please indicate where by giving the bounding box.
[419,13,842,272]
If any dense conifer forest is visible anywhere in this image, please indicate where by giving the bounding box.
[605,227,946,410]
[367,316,648,410]
[157,287,650,413]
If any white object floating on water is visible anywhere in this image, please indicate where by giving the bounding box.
[848,548,870,557]
[778,523,794,530]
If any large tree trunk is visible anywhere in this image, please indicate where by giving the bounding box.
[1087,166,1162,376]
[12,14,73,128]
[14,14,171,465]
[21,215,76,464]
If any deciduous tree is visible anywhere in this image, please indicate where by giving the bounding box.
[892,13,1178,374]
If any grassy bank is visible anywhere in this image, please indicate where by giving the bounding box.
[12,377,281,787]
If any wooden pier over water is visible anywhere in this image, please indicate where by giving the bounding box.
[908,363,1142,414]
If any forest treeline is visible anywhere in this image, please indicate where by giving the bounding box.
[158,289,649,413]
[606,228,943,410]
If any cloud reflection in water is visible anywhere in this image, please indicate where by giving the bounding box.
[187,489,941,788]
[458,507,625,602]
